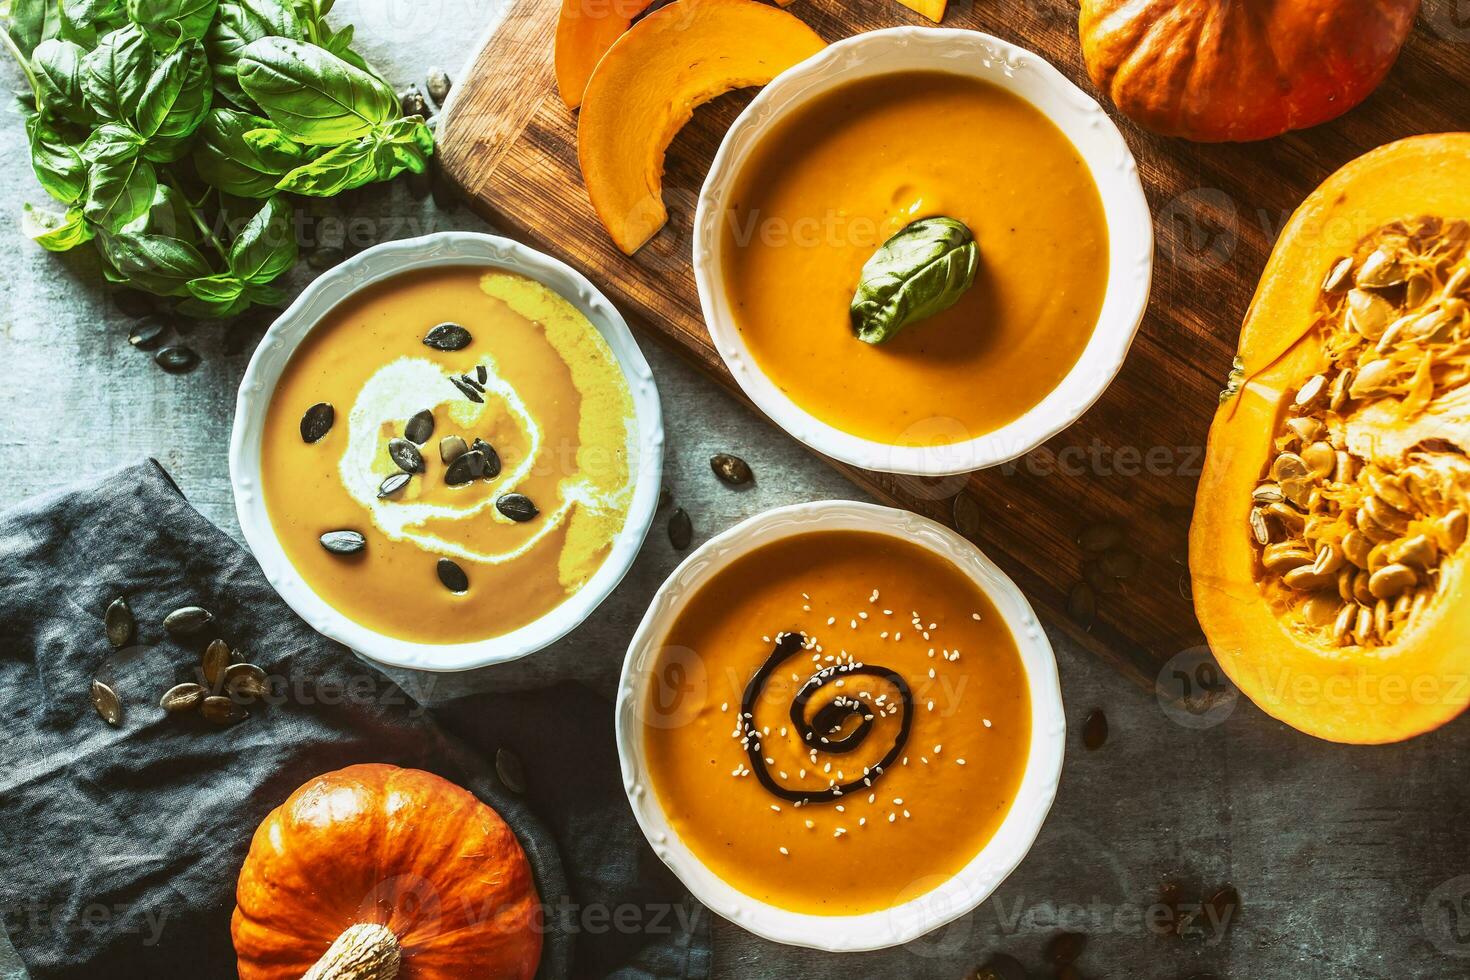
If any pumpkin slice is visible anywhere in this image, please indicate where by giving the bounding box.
[1191,134,1470,743]
[553,0,655,109]
[577,0,825,255]
[896,0,947,21]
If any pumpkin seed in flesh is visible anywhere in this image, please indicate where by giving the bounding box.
[224,663,268,700]
[1292,374,1327,410]
[497,493,538,522]
[160,682,205,713]
[320,530,367,555]
[473,439,502,479]
[91,679,122,725]
[709,453,754,486]
[300,402,335,443]
[424,322,472,351]
[105,597,135,649]
[388,438,425,474]
[1356,248,1406,288]
[1368,563,1416,599]
[405,410,435,445]
[202,639,232,689]
[437,558,469,593]
[377,472,411,498]
[1249,508,1271,546]
[668,507,693,550]
[201,695,246,726]
[496,747,526,794]
[164,605,213,636]
[445,450,486,486]
[439,435,468,464]
[1322,257,1353,292]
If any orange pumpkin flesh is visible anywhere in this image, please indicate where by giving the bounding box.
[232,764,541,980]
[553,0,655,109]
[895,0,947,21]
[1191,134,1470,743]
[576,0,825,255]
[1079,0,1419,142]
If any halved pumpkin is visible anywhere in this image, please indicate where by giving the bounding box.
[1191,134,1470,743]
[553,0,655,109]
[577,0,825,255]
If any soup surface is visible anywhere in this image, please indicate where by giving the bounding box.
[641,530,1031,915]
[722,71,1109,446]
[261,265,638,643]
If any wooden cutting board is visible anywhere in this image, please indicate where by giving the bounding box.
[435,0,1470,690]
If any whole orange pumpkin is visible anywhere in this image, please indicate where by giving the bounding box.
[1079,0,1420,142]
[232,764,542,980]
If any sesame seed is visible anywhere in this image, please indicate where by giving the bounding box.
[859,611,869,620]
[827,617,836,626]
[972,612,982,620]
[779,846,789,855]
[805,819,815,829]
[956,759,966,766]
[771,804,781,812]
[903,809,911,819]
[834,828,846,837]
[984,718,992,728]
[888,813,896,823]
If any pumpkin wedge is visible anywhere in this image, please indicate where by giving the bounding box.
[577,0,825,255]
[896,0,947,21]
[1192,134,1470,743]
[553,0,655,109]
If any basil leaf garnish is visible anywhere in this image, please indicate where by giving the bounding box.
[849,216,979,345]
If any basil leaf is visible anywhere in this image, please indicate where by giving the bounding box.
[206,0,300,105]
[135,38,211,139]
[98,229,211,295]
[27,116,88,204]
[83,128,157,231]
[57,0,125,45]
[227,194,295,283]
[849,217,979,345]
[192,106,300,196]
[6,0,62,56]
[186,271,243,302]
[238,36,394,145]
[21,202,93,251]
[82,24,152,120]
[126,0,218,51]
[120,181,196,240]
[32,38,89,122]
[275,116,430,195]
[178,292,251,317]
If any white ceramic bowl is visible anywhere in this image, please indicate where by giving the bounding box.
[229,232,664,672]
[615,501,1065,951]
[693,27,1153,476]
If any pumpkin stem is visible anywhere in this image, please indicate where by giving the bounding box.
[302,923,401,980]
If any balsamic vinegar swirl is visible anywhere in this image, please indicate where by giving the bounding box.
[741,632,913,804]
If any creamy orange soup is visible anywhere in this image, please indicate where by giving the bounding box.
[261,266,637,643]
[642,530,1031,915]
[722,71,1109,446]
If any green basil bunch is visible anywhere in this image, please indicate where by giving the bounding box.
[2,0,434,317]
[850,216,980,345]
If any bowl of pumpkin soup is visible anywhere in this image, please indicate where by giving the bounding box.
[694,28,1152,475]
[616,501,1065,949]
[230,233,663,672]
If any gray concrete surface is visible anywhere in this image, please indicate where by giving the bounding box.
[4,2,1469,977]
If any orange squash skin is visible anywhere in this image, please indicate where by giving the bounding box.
[232,764,542,979]
[1080,0,1419,142]
[1191,134,1470,743]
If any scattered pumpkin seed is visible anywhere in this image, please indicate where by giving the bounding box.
[202,638,232,690]
[405,410,435,444]
[1081,709,1107,750]
[952,492,981,538]
[155,345,199,373]
[104,597,134,649]
[476,364,487,384]
[496,747,526,794]
[460,373,485,392]
[200,695,246,726]
[377,472,411,498]
[424,322,472,351]
[224,662,268,700]
[127,316,168,350]
[320,530,367,555]
[1066,582,1096,626]
[473,438,501,479]
[450,375,485,403]
[1077,522,1123,553]
[388,437,426,473]
[497,493,539,522]
[709,453,753,486]
[439,435,468,464]
[437,557,469,593]
[300,402,335,443]
[164,605,214,636]
[160,682,205,713]
[668,507,692,550]
[91,678,122,726]
[425,66,452,103]
[445,450,486,486]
